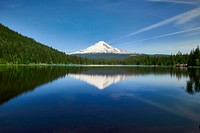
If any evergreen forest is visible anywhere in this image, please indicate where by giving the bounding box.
[0,24,199,67]
[0,24,90,64]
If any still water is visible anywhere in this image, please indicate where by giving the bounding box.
[0,66,199,133]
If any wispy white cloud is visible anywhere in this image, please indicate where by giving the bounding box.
[127,7,200,36]
[148,0,197,5]
[176,8,200,24]
[123,26,200,45]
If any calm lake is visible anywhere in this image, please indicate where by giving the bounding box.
[0,66,199,133]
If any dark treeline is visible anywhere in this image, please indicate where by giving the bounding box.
[124,47,199,67]
[0,24,90,64]
[89,46,199,66]
[188,46,200,66]
[0,24,199,66]
[124,52,189,66]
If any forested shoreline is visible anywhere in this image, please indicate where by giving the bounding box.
[0,24,90,64]
[0,24,199,67]
[124,47,199,67]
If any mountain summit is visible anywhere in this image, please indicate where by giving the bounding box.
[71,41,130,54]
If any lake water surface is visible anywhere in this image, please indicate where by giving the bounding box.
[0,66,200,133]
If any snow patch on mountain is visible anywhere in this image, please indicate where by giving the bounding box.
[71,41,131,54]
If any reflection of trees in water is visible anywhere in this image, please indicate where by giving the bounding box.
[186,69,200,94]
[74,67,189,77]
[0,66,92,105]
[0,66,197,104]
[0,66,68,105]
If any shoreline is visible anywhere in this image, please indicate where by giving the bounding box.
[0,64,199,68]
[0,64,187,68]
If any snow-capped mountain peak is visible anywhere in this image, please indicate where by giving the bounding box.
[71,41,129,54]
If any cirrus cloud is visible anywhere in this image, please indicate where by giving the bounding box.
[127,7,200,37]
[148,0,198,5]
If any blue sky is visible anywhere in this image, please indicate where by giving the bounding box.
[0,0,200,54]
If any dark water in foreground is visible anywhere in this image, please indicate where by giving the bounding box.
[0,66,199,133]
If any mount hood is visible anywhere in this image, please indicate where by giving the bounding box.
[71,41,132,54]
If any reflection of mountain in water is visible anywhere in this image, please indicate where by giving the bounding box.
[0,66,198,105]
[69,74,134,89]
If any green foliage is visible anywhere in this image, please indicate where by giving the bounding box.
[123,47,199,66]
[0,24,90,64]
[123,54,189,66]
[0,23,199,66]
[188,46,200,67]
